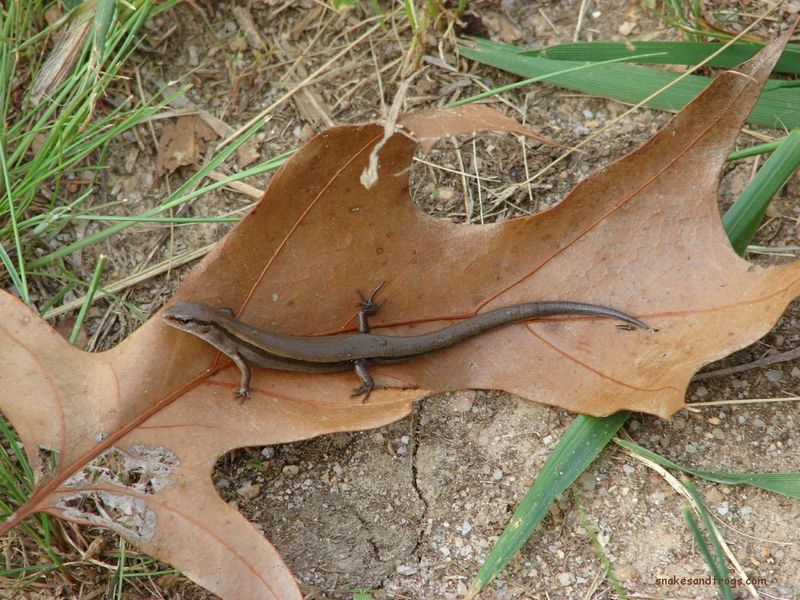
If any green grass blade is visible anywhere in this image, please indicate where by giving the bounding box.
[114,537,126,599]
[0,0,175,287]
[68,254,106,345]
[25,116,271,270]
[727,138,783,161]
[71,215,241,223]
[575,495,627,598]
[447,51,669,108]
[534,41,800,75]
[459,37,800,129]
[0,407,65,576]
[92,0,117,59]
[0,140,29,303]
[616,438,800,498]
[681,479,734,600]
[682,510,732,598]
[466,411,630,597]
[723,129,800,255]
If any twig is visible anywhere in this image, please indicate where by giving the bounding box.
[692,346,800,381]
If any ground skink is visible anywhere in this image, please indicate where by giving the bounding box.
[162,285,648,401]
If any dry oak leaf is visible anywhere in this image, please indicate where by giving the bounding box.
[0,33,797,598]
[155,114,218,177]
[0,106,552,599]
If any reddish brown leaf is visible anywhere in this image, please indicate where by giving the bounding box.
[1,33,797,599]
[0,104,558,599]
[399,104,558,149]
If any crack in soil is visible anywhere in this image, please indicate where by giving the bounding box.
[408,402,430,557]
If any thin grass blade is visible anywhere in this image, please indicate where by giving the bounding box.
[723,129,800,255]
[459,37,800,129]
[616,438,800,498]
[93,0,116,49]
[25,116,270,270]
[681,479,734,600]
[68,254,106,345]
[465,412,630,598]
[534,41,800,75]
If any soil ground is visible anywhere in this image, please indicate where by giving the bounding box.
[25,0,800,598]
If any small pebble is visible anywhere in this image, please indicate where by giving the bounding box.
[236,481,261,500]
[452,390,476,412]
[282,465,300,476]
[557,572,575,586]
[578,472,596,491]
[396,564,417,576]
[615,564,636,582]
[332,434,350,449]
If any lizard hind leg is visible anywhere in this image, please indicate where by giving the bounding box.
[351,359,418,403]
[352,359,376,403]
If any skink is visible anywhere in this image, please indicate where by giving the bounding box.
[162,285,648,401]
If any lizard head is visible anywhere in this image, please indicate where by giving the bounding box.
[162,301,222,333]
